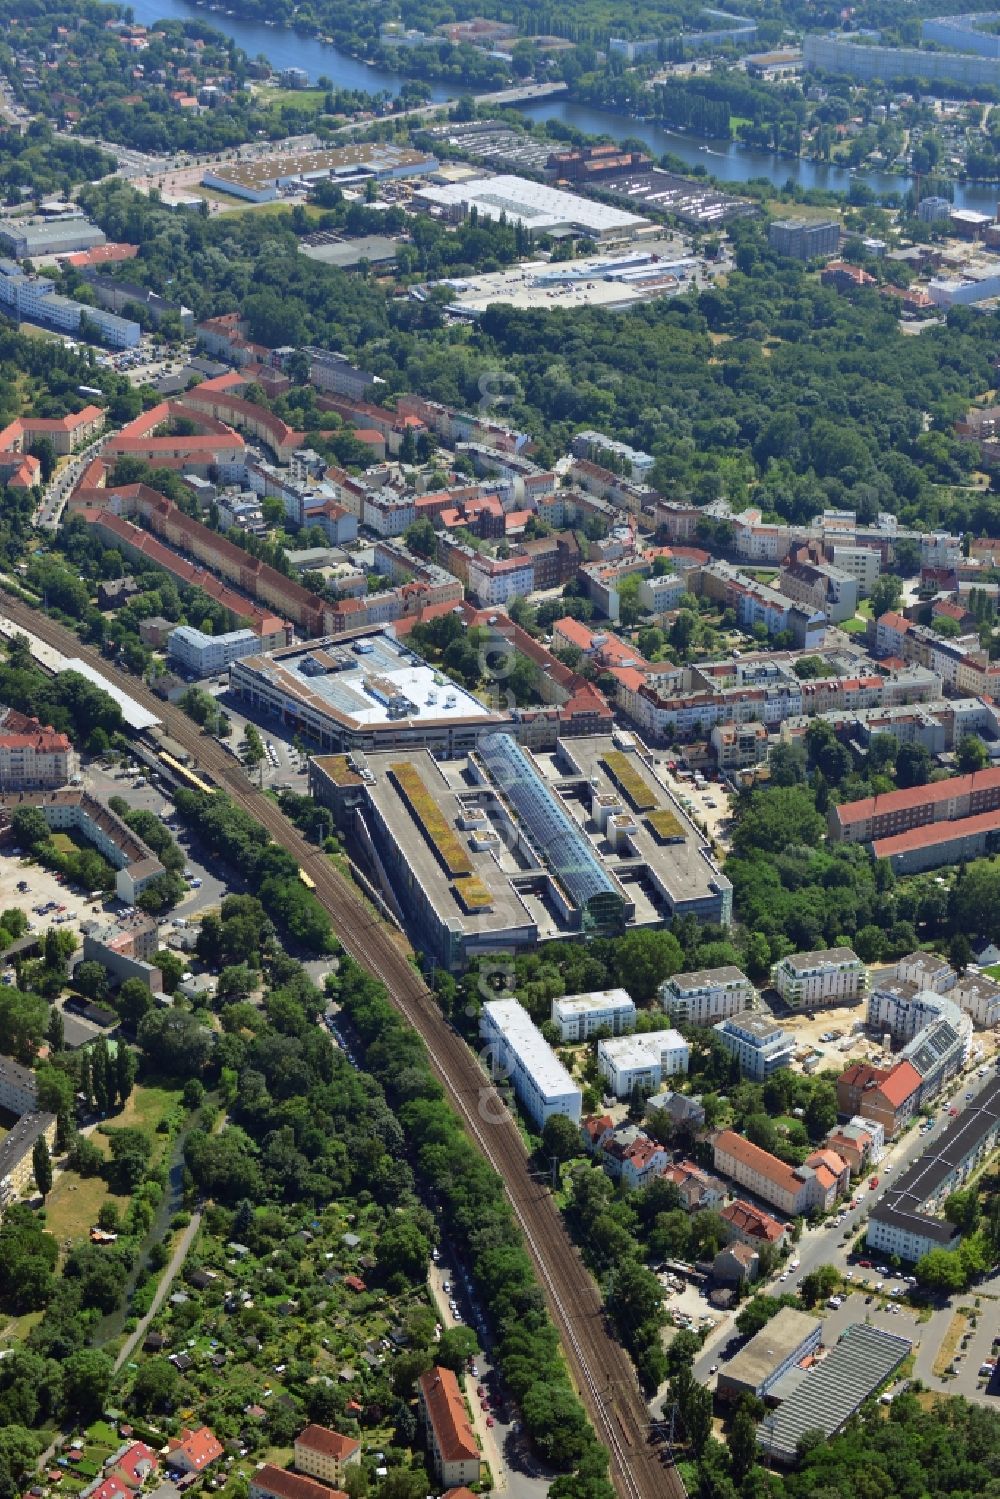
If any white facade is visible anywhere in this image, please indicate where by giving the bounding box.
[659,965,754,1026]
[953,973,1000,1029]
[467,557,535,606]
[480,999,582,1128]
[772,947,865,1007]
[713,1014,794,1081]
[830,544,881,596]
[868,985,956,1043]
[597,1030,689,1097]
[362,491,416,537]
[0,733,77,791]
[168,625,263,678]
[0,1056,38,1116]
[551,988,636,1042]
[638,572,685,614]
[895,951,956,994]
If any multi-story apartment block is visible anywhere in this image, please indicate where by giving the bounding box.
[167,625,262,678]
[771,947,866,1008]
[0,1112,57,1211]
[417,1367,481,1489]
[868,1075,1000,1261]
[713,1014,794,1080]
[719,1199,789,1250]
[830,767,1000,845]
[480,1000,582,1128]
[0,1056,38,1116]
[837,1060,922,1139]
[952,972,1000,1028]
[0,707,77,790]
[550,988,636,1042]
[597,1031,689,1097]
[0,259,140,347]
[659,966,754,1026]
[868,982,958,1043]
[768,219,840,259]
[293,1426,361,1486]
[895,951,956,994]
[713,1130,848,1214]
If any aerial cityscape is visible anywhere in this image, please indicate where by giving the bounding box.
[0,1,999,1499]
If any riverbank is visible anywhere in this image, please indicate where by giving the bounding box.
[121,0,1000,209]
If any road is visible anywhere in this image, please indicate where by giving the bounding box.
[693,1065,1000,1389]
[0,589,672,1499]
[36,435,109,530]
[114,1205,204,1372]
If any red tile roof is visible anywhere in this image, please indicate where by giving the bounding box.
[418,1367,480,1465]
[877,611,910,633]
[251,1466,344,1499]
[875,1060,922,1108]
[294,1427,360,1463]
[714,1131,803,1193]
[719,1200,786,1243]
[873,807,1000,857]
[166,1427,223,1472]
[836,766,1000,828]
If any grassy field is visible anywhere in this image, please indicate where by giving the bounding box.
[44,1168,129,1250]
[256,85,329,112]
[107,1079,184,1165]
[841,615,869,634]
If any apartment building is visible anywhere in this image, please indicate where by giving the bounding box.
[713,1014,794,1081]
[868,982,958,1043]
[480,1000,582,1128]
[952,971,1000,1028]
[0,259,139,347]
[550,988,636,1042]
[0,707,77,790]
[836,1060,922,1139]
[779,558,858,623]
[417,1367,481,1489]
[0,789,164,903]
[830,767,1000,845]
[719,1199,789,1250]
[659,965,754,1026]
[0,1056,38,1116]
[825,1120,878,1175]
[248,1467,341,1499]
[293,1426,361,1486]
[713,1130,847,1215]
[772,947,866,1008]
[0,1112,57,1211]
[661,1158,725,1210]
[601,1127,671,1190]
[167,625,263,678]
[768,219,840,259]
[868,1075,1000,1261]
[597,1030,689,1097]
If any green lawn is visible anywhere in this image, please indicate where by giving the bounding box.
[256,85,329,111]
[983,964,1000,980]
[841,615,869,634]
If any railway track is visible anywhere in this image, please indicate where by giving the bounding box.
[0,592,681,1499]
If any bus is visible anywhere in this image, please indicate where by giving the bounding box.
[298,867,316,891]
[158,751,215,796]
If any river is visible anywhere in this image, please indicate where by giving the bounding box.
[124,0,1000,209]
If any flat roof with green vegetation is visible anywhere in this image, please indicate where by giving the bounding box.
[389,760,473,878]
[601,751,658,812]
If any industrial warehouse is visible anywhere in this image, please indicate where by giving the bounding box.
[202,143,438,202]
[309,733,731,970]
[412,174,653,241]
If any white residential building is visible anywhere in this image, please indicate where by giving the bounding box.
[480,999,582,1128]
[659,965,755,1026]
[829,543,881,596]
[713,1014,794,1081]
[638,572,685,614]
[771,947,866,1008]
[895,951,956,994]
[167,625,263,678]
[868,982,957,1043]
[551,988,636,1042]
[952,972,1000,1029]
[362,490,416,537]
[0,1055,38,1116]
[467,555,535,607]
[597,1030,689,1097]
